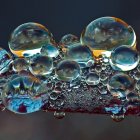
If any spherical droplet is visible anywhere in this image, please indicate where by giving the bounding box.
[9,22,54,57]
[86,72,100,85]
[110,45,139,71]
[65,43,94,68]
[81,17,136,57]
[54,111,65,119]
[2,75,47,114]
[29,54,53,76]
[55,60,81,82]
[41,44,59,58]
[59,34,79,47]
[13,58,28,72]
[0,48,12,74]
[107,73,134,99]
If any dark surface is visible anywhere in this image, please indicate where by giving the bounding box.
[0,0,140,140]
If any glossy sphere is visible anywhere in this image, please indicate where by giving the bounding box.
[9,22,54,57]
[110,45,139,71]
[59,34,79,47]
[55,60,81,82]
[41,44,59,58]
[107,73,134,98]
[13,58,28,72]
[0,48,12,74]
[2,76,47,114]
[86,72,100,85]
[81,17,136,57]
[29,54,53,76]
[65,43,94,68]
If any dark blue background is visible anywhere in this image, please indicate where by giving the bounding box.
[0,0,140,140]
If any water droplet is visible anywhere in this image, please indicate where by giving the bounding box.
[2,75,47,114]
[54,111,65,119]
[29,54,53,76]
[81,17,136,57]
[9,22,54,57]
[107,73,134,99]
[85,72,100,85]
[59,34,79,47]
[55,60,81,82]
[65,43,94,68]
[110,45,139,71]
[41,44,59,58]
[12,58,28,72]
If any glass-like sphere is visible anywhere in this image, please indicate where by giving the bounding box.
[9,22,54,57]
[2,75,47,114]
[59,34,79,47]
[55,60,81,82]
[81,17,136,57]
[0,48,12,74]
[65,43,94,68]
[85,72,100,85]
[41,44,59,58]
[110,45,139,71]
[107,73,134,99]
[29,54,53,76]
[12,58,28,72]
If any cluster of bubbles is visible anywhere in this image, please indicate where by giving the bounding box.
[0,17,139,121]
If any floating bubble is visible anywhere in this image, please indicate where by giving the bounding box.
[29,54,53,76]
[110,45,139,71]
[9,22,54,57]
[81,17,136,57]
[0,48,12,74]
[41,44,59,58]
[85,72,100,85]
[107,73,134,99]
[12,58,28,72]
[2,75,47,114]
[65,43,94,68]
[55,60,81,82]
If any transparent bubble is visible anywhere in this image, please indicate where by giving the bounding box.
[0,48,12,74]
[126,92,139,102]
[9,22,54,57]
[59,34,79,47]
[110,45,139,71]
[107,73,134,99]
[55,60,81,82]
[41,44,59,58]
[65,43,94,68]
[81,17,136,57]
[29,54,53,76]
[2,75,47,114]
[12,58,28,72]
[85,72,100,85]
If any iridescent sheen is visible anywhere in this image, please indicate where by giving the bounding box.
[81,17,136,57]
[110,45,139,71]
[9,22,54,57]
[55,60,81,82]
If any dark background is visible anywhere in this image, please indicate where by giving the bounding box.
[0,0,140,140]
